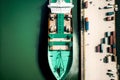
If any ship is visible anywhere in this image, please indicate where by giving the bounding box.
[47,0,74,80]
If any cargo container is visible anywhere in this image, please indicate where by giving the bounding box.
[111,55,115,62]
[105,32,111,37]
[111,31,116,44]
[100,44,103,53]
[107,47,113,53]
[113,48,116,55]
[96,45,100,52]
[110,35,113,45]
[84,1,88,8]
[102,38,105,44]
[85,17,89,31]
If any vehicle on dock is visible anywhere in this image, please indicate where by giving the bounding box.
[106,12,114,16]
[105,16,114,21]
[104,6,113,9]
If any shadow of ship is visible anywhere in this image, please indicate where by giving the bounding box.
[38,1,56,80]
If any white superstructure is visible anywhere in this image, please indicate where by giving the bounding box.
[48,0,74,13]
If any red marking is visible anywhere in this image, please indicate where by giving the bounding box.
[85,17,88,22]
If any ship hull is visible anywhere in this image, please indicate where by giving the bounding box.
[48,13,73,80]
[48,50,72,79]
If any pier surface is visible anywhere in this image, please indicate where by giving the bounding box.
[81,0,118,80]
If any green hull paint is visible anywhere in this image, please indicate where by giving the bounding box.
[64,0,71,3]
[57,14,64,34]
[50,0,70,3]
[49,34,72,38]
[51,0,57,3]
[48,50,72,80]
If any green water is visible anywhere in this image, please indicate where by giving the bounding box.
[0,0,46,80]
[0,0,78,80]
